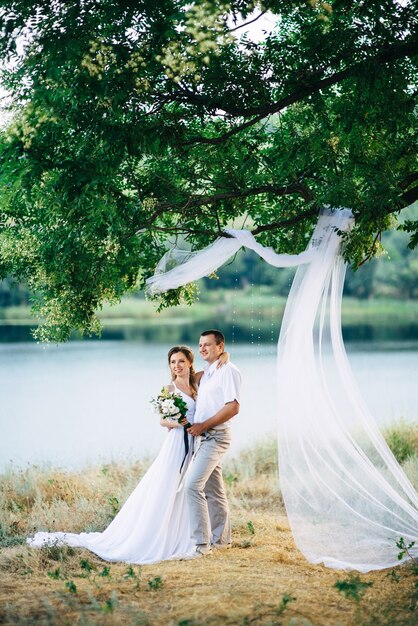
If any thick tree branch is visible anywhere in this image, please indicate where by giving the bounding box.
[401,185,418,206]
[251,207,319,235]
[139,181,314,232]
[144,208,321,238]
[144,225,218,236]
[142,193,415,241]
[400,172,418,206]
[182,35,418,145]
[182,112,268,146]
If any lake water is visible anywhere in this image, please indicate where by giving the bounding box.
[1,341,417,472]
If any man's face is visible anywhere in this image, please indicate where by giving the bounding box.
[199,334,224,364]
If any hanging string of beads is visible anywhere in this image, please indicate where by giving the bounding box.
[231,266,239,347]
[270,289,276,355]
[249,258,255,355]
[257,277,262,357]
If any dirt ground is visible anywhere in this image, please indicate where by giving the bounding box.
[1,510,416,626]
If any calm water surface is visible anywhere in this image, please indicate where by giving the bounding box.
[1,341,417,472]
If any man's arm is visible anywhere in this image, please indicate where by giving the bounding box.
[187,400,239,436]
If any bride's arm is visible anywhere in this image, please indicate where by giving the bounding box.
[195,352,230,382]
[218,351,230,367]
[160,417,182,429]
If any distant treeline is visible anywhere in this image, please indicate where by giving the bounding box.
[0,278,30,308]
[1,218,417,308]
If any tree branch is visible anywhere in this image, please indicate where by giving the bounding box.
[182,112,267,146]
[251,207,319,235]
[399,172,418,206]
[228,10,269,33]
[142,225,218,236]
[401,185,418,206]
[140,181,314,231]
[358,230,382,267]
[182,35,418,146]
[141,207,321,239]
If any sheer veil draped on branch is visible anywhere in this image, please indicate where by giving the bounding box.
[145,207,418,572]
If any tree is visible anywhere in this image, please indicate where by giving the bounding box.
[0,0,416,341]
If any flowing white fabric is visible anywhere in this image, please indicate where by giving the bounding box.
[27,385,196,564]
[145,229,314,297]
[145,207,418,571]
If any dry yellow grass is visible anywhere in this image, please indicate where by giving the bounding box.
[1,509,417,626]
[1,432,418,626]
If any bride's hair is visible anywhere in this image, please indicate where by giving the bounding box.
[167,345,198,398]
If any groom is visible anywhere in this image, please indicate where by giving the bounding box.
[186,329,241,557]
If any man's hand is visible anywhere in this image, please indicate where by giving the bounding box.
[187,422,208,437]
[188,401,239,436]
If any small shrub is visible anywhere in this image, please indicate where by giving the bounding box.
[107,496,120,516]
[80,558,95,574]
[277,593,297,614]
[47,567,62,580]
[147,576,163,590]
[124,565,141,585]
[334,574,373,602]
[396,537,416,561]
[0,535,26,548]
[40,543,75,562]
[98,566,111,577]
[65,580,77,594]
[241,593,296,624]
[387,569,401,583]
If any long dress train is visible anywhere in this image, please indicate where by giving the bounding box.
[27,384,196,564]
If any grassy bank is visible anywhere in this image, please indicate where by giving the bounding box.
[1,422,418,625]
[0,292,417,343]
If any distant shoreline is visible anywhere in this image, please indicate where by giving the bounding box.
[0,294,417,342]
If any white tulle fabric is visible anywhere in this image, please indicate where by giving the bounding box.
[146,228,314,297]
[145,207,418,572]
[27,385,196,564]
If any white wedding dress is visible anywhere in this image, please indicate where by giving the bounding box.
[27,383,196,564]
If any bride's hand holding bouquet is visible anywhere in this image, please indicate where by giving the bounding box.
[151,387,192,429]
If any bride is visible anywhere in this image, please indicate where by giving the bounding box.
[27,345,226,564]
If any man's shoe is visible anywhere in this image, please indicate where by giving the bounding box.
[182,544,212,560]
[195,544,212,556]
[211,542,232,550]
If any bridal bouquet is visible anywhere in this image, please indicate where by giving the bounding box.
[151,388,192,428]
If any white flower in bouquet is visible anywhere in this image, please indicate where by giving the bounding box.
[150,388,192,427]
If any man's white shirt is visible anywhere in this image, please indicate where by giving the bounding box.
[194,360,241,430]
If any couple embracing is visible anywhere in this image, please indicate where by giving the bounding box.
[167,330,241,559]
[28,330,241,564]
